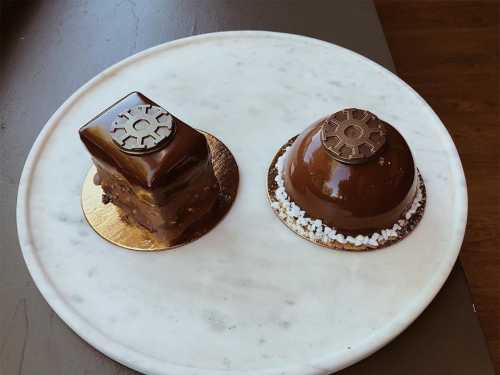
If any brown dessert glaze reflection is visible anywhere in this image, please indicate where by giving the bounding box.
[283,109,417,236]
[79,92,221,245]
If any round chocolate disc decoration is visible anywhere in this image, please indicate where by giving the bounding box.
[320,108,386,164]
[110,104,174,153]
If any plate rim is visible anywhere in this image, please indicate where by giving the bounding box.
[16,30,468,375]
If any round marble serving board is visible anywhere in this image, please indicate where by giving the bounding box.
[17,31,467,375]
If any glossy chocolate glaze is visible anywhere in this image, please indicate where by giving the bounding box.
[79,92,220,243]
[283,114,417,236]
[80,93,214,192]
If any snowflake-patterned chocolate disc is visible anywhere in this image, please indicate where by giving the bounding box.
[110,105,174,154]
[321,108,386,164]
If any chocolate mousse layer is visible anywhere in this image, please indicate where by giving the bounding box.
[283,109,417,236]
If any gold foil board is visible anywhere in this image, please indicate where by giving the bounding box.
[81,131,239,251]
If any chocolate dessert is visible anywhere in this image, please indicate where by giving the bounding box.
[268,108,425,250]
[79,92,224,246]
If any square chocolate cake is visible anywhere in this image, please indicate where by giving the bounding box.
[79,92,220,243]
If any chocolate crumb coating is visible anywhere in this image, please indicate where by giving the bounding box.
[283,109,417,236]
[79,92,220,244]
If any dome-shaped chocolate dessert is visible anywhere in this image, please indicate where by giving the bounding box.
[268,108,425,250]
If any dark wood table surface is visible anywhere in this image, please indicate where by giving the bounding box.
[0,1,495,374]
[374,1,499,371]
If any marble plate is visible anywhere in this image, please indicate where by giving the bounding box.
[17,31,467,375]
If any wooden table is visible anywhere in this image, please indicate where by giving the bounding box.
[0,1,495,374]
[375,1,499,371]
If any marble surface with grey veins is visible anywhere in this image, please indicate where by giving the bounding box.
[17,31,467,375]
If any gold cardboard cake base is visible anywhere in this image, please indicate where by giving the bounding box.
[81,132,239,251]
[266,136,426,251]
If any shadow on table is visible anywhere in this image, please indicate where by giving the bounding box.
[0,0,42,83]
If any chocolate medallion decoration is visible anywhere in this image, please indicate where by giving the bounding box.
[321,108,386,164]
[110,104,174,154]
